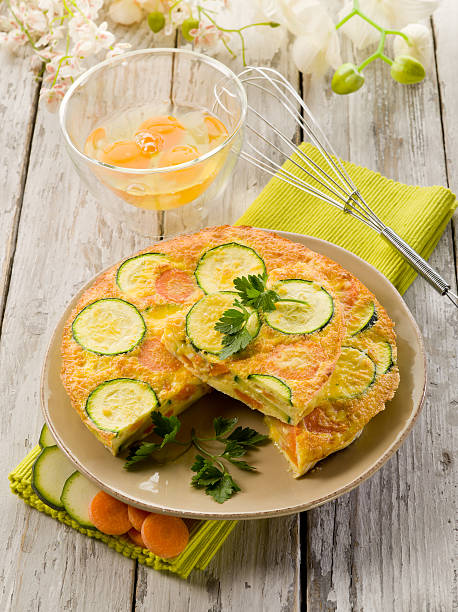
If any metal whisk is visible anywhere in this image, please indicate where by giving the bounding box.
[223,66,458,308]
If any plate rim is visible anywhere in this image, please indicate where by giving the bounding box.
[40,229,427,520]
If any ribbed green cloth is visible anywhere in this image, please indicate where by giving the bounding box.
[237,143,456,294]
[9,446,237,579]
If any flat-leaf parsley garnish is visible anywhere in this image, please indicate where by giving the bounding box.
[124,412,269,503]
[214,273,280,359]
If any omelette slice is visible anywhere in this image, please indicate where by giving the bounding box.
[157,226,352,425]
[265,282,400,477]
[61,253,208,455]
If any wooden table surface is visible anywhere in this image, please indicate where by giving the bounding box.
[1,1,456,610]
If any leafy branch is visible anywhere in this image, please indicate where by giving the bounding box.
[214,273,280,359]
[124,413,269,504]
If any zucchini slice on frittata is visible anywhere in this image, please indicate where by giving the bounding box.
[195,243,266,293]
[186,291,260,354]
[85,378,158,433]
[72,298,146,355]
[116,252,167,296]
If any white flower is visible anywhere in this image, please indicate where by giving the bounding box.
[106,42,131,59]
[75,0,104,21]
[69,17,115,54]
[136,0,164,11]
[108,0,144,25]
[170,3,192,26]
[393,23,433,69]
[254,1,341,76]
[278,1,341,76]
[192,24,221,49]
[339,0,440,50]
[292,27,341,76]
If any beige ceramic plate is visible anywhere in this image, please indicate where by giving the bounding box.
[41,231,426,519]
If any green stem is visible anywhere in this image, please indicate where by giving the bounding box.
[335,9,357,30]
[6,0,39,51]
[51,54,71,87]
[197,6,275,66]
[336,0,411,70]
[385,29,410,44]
[192,436,226,473]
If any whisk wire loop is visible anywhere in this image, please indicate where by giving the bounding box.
[215,66,457,307]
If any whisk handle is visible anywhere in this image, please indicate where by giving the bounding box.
[380,226,450,294]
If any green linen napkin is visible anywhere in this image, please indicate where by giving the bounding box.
[237,143,456,294]
[9,446,237,579]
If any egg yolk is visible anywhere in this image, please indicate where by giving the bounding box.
[204,116,228,142]
[87,127,106,149]
[101,140,151,169]
[137,115,185,150]
[159,144,200,184]
[159,144,199,167]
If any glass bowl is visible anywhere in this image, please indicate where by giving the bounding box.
[59,49,247,238]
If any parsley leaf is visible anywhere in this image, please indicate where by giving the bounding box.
[191,456,224,487]
[214,302,250,335]
[214,274,281,360]
[227,426,269,447]
[124,441,160,470]
[233,273,280,312]
[226,458,256,471]
[213,416,238,437]
[219,327,253,360]
[205,473,241,504]
[123,411,269,503]
[151,411,180,447]
[221,439,246,459]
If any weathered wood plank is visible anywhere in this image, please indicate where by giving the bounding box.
[136,519,300,612]
[0,23,174,612]
[305,12,457,612]
[433,0,458,268]
[0,48,40,325]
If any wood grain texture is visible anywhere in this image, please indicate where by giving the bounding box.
[0,48,40,327]
[1,2,456,611]
[433,0,458,271]
[0,23,169,612]
[305,12,457,612]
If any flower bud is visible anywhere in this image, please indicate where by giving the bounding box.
[181,18,199,42]
[390,55,425,84]
[331,63,364,95]
[109,0,143,26]
[147,11,165,33]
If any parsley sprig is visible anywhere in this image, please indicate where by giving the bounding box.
[214,273,280,359]
[233,272,280,312]
[124,412,269,504]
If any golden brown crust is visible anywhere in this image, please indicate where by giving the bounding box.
[61,260,208,454]
[157,227,354,422]
[266,276,400,477]
[61,225,399,468]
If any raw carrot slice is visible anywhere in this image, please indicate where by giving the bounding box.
[89,491,132,535]
[128,506,150,532]
[141,514,189,559]
[128,528,147,548]
[137,338,181,372]
[155,269,195,303]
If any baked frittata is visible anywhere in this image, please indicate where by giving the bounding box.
[265,277,400,476]
[158,226,354,425]
[61,253,209,455]
[61,225,399,474]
